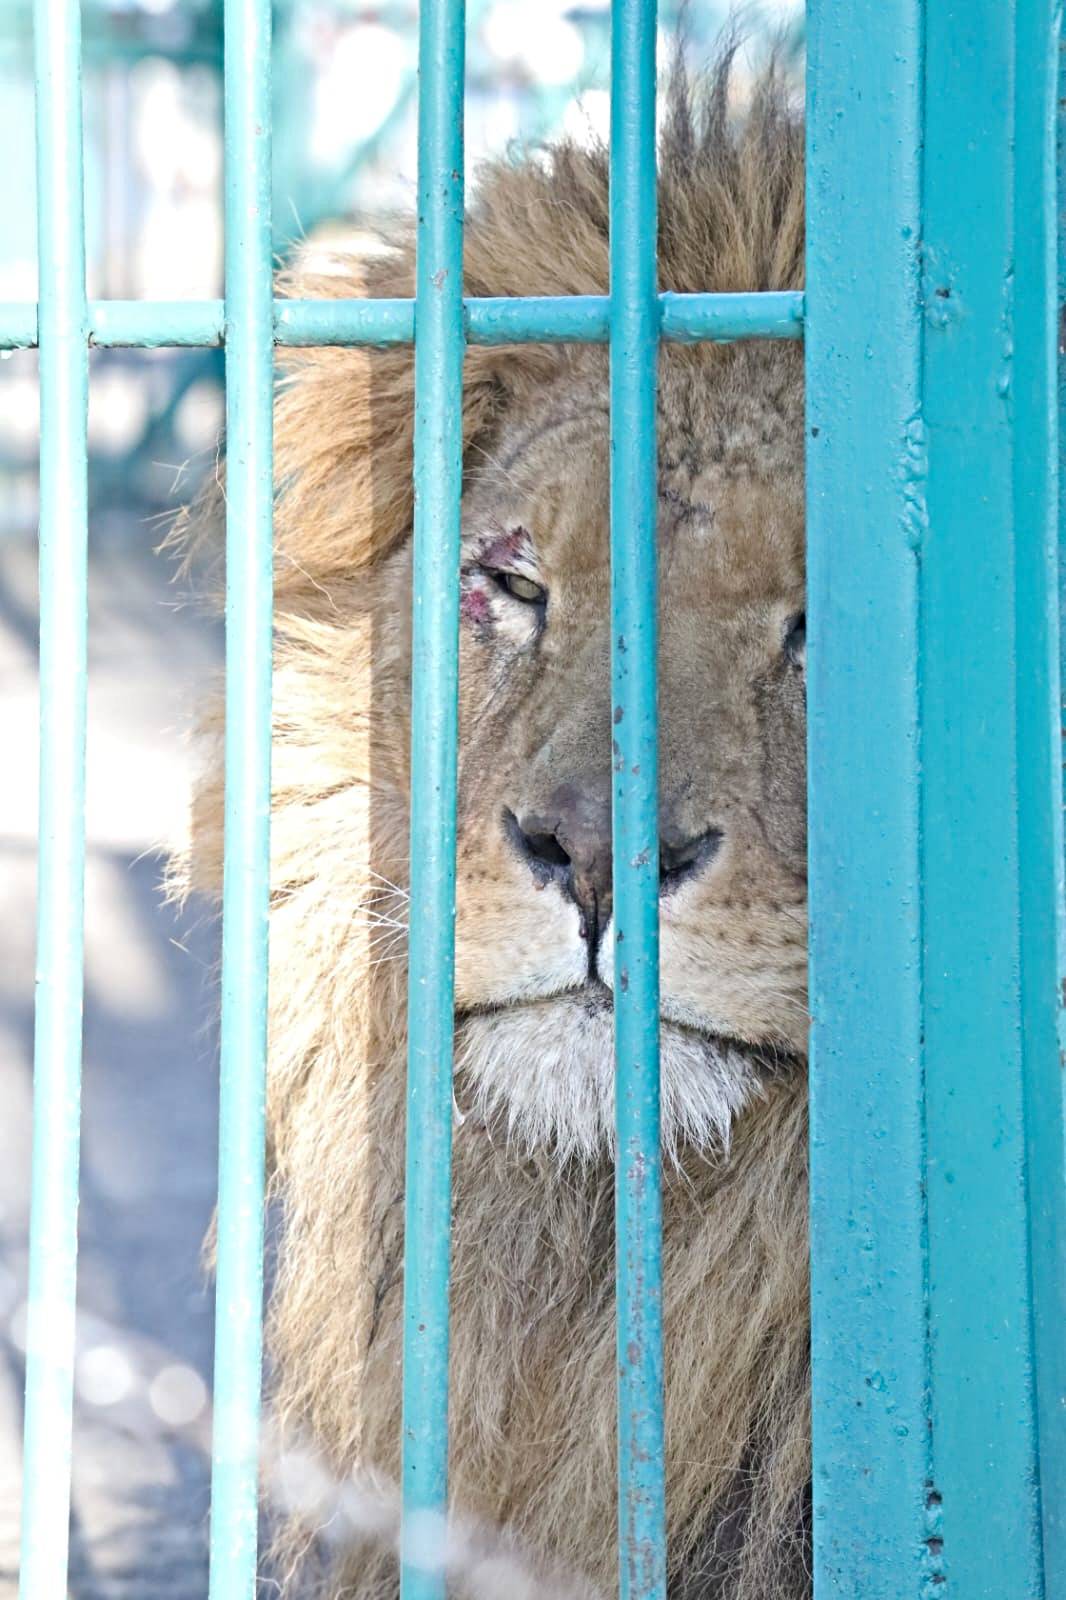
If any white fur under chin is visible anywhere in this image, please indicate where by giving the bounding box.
[454,995,761,1164]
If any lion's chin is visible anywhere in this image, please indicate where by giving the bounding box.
[453,988,763,1163]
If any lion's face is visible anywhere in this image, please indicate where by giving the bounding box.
[423,349,807,1159]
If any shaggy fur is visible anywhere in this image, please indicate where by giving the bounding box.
[177,52,810,1600]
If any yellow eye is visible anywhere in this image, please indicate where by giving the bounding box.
[497,571,547,606]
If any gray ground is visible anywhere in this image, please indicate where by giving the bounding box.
[0,529,223,1598]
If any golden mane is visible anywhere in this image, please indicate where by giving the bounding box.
[176,55,811,1600]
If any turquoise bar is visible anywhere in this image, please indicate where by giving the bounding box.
[1014,0,1066,1586]
[93,300,227,347]
[608,2,665,1598]
[19,0,89,1584]
[398,0,465,1595]
[805,0,930,1593]
[207,0,273,1584]
[657,290,803,343]
[921,0,1066,1591]
[275,297,412,347]
[1060,24,1066,792]
[0,292,805,351]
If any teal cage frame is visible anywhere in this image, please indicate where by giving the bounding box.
[5,0,1066,1597]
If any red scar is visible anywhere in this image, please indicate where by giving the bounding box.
[460,582,493,626]
[479,526,528,569]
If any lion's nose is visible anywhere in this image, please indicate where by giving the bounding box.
[505,781,724,944]
[508,775,615,939]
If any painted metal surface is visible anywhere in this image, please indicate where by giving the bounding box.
[0,291,806,351]
[1060,27,1066,811]
[608,2,665,1598]
[657,290,803,343]
[206,0,274,1586]
[1015,6,1066,1588]
[922,1,1066,1592]
[398,0,465,1596]
[805,0,930,1592]
[18,0,89,1589]
[809,1,1066,1596]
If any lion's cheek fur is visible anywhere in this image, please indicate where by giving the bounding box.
[453,868,587,1011]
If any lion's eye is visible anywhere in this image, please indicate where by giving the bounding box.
[491,570,547,606]
[783,611,806,666]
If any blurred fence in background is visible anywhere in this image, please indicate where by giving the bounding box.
[0,0,802,534]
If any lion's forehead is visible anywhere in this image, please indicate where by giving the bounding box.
[461,356,804,606]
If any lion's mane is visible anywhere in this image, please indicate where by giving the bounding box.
[178,52,810,1600]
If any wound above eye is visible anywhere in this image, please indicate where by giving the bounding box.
[479,525,530,570]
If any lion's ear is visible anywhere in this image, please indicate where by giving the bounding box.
[272,245,555,598]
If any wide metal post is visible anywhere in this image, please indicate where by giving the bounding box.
[805,0,929,1591]
[808,1,1066,1595]
[921,0,1066,1592]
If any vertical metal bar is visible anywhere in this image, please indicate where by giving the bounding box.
[921,0,1066,1591]
[207,0,273,1584]
[608,3,664,1598]
[399,0,465,1594]
[1056,20,1062,787]
[19,0,89,1586]
[1015,3,1066,1589]
[805,1,930,1593]
[1060,24,1066,788]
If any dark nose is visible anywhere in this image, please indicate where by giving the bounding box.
[509,776,615,939]
[506,779,723,943]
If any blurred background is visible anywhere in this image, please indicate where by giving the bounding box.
[0,2,801,1593]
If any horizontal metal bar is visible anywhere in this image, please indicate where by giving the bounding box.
[658,290,803,342]
[93,300,228,347]
[274,298,411,346]
[0,292,805,351]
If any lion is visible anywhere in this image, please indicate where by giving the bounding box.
[178,50,810,1600]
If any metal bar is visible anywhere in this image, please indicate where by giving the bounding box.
[804,0,930,1593]
[0,292,805,352]
[921,1,1066,1591]
[657,290,803,343]
[398,0,465,1594]
[0,303,41,349]
[608,1,664,1597]
[18,0,89,1583]
[1015,1,1066,1587]
[206,0,273,1582]
[1060,23,1066,826]
[274,298,413,347]
[93,300,228,347]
